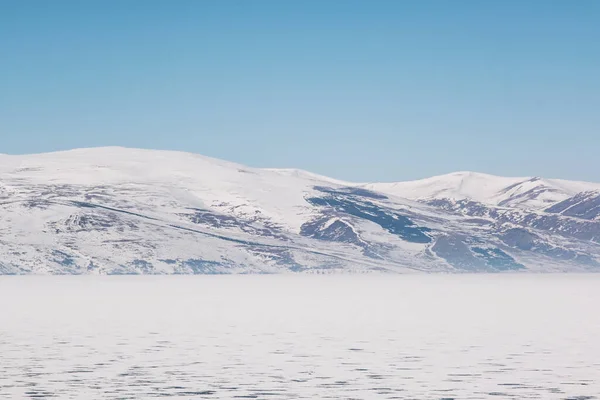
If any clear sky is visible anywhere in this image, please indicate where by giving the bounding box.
[1,0,599,182]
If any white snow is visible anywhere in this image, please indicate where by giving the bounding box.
[0,147,325,232]
[365,171,600,209]
[1,147,599,274]
[1,275,599,399]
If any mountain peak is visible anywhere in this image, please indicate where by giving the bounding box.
[1,147,600,274]
[365,172,600,210]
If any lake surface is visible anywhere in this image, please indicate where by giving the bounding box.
[0,275,599,399]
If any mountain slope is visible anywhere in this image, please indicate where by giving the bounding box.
[1,148,599,274]
[365,172,600,210]
[545,191,600,220]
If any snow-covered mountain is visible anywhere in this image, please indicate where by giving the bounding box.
[1,147,599,274]
[365,171,600,210]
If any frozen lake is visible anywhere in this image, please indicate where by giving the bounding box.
[0,275,599,399]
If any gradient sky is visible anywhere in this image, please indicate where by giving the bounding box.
[1,0,599,182]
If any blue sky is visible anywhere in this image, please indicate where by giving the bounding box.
[1,0,599,182]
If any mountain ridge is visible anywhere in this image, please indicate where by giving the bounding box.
[365,171,600,210]
[1,147,599,274]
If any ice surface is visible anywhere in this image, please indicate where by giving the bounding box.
[1,275,599,399]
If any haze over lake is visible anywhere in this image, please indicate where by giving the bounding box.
[1,275,599,399]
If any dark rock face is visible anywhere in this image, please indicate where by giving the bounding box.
[185,209,239,227]
[181,259,226,274]
[471,247,524,271]
[180,208,287,241]
[431,235,479,270]
[0,263,18,275]
[546,191,600,220]
[496,180,563,208]
[313,186,388,200]
[301,217,361,244]
[2,166,599,274]
[431,236,524,271]
[500,228,598,266]
[300,216,386,259]
[500,228,536,251]
[425,198,600,244]
[307,186,432,244]
[420,198,600,268]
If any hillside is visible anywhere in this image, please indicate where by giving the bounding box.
[1,148,599,274]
